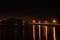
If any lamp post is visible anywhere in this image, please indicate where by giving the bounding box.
[52,19,57,40]
[38,21,41,40]
[32,20,36,40]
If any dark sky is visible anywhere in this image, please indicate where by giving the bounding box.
[0,1,60,19]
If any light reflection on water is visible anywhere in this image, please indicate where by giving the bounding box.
[0,24,58,40]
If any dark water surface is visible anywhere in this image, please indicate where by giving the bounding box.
[0,24,60,40]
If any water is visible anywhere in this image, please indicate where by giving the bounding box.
[0,24,59,40]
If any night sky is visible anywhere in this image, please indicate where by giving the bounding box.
[0,1,60,19]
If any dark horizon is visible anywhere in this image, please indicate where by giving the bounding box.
[0,1,60,18]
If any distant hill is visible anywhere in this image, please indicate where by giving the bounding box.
[0,17,23,25]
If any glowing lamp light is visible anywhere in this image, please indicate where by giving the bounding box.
[32,20,36,23]
[52,19,57,23]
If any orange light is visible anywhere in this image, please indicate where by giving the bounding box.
[53,27,56,40]
[52,19,57,23]
[32,20,35,23]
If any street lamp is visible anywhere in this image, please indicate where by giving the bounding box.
[52,19,57,40]
[32,20,36,23]
[32,20,36,40]
[52,19,57,23]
